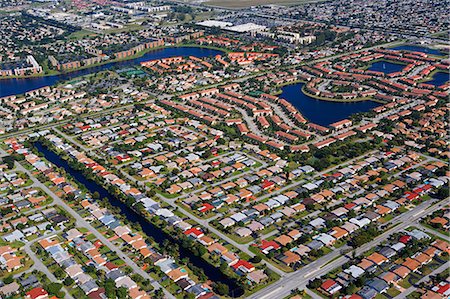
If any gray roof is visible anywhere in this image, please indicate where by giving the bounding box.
[366,277,389,293]
[79,280,98,294]
[358,286,378,299]
[379,246,397,259]
[106,269,124,281]
[20,275,38,288]
[307,240,324,250]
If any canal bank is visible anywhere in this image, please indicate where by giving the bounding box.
[0,46,224,98]
[33,141,245,297]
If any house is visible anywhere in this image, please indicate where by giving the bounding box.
[330,227,349,239]
[344,265,365,278]
[235,227,252,238]
[413,252,433,265]
[402,257,421,272]
[357,259,376,273]
[247,269,268,284]
[358,286,378,299]
[275,235,293,246]
[26,288,49,299]
[366,252,388,265]
[167,268,189,282]
[259,240,281,254]
[392,265,411,278]
[366,278,389,293]
[0,282,20,297]
[278,251,301,266]
[321,279,342,295]
[315,233,336,246]
[379,271,399,284]
[232,260,255,275]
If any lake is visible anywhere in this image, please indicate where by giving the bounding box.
[0,47,223,98]
[279,83,380,126]
[425,71,449,86]
[367,60,405,74]
[34,142,244,297]
[390,45,446,56]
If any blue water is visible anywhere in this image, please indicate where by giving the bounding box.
[34,142,243,297]
[368,61,405,74]
[425,71,449,86]
[280,83,380,126]
[0,47,223,97]
[390,45,446,56]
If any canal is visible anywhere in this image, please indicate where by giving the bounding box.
[34,142,244,297]
[0,47,223,98]
[279,83,380,126]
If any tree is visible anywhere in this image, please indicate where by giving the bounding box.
[249,256,262,263]
[117,287,128,299]
[184,293,196,299]
[3,275,13,284]
[213,282,229,296]
[92,191,100,200]
[308,278,322,289]
[219,261,228,273]
[105,279,117,298]
[2,156,15,169]
[44,283,63,296]
[63,277,74,286]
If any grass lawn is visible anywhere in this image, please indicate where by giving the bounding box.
[311,289,329,299]
[386,287,401,297]
[399,277,412,288]
[406,291,422,299]
[334,239,347,248]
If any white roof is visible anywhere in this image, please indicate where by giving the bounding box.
[315,233,335,245]
[230,212,246,222]
[310,217,326,228]
[390,242,406,252]
[345,265,365,278]
[303,182,318,191]
[196,20,233,28]
[155,208,174,218]
[349,217,371,228]
[226,23,267,33]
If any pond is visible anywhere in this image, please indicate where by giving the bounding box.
[279,83,380,126]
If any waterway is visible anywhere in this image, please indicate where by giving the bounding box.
[0,47,223,98]
[389,45,447,56]
[425,71,449,86]
[279,83,380,126]
[367,61,405,74]
[34,142,244,297]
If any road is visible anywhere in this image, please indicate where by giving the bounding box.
[247,198,445,299]
[13,161,175,299]
[23,229,75,299]
[394,261,450,299]
[417,223,449,243]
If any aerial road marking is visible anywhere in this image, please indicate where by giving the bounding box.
[413,210,425,217]
[259,287,283,299]
[304,268,320,278]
